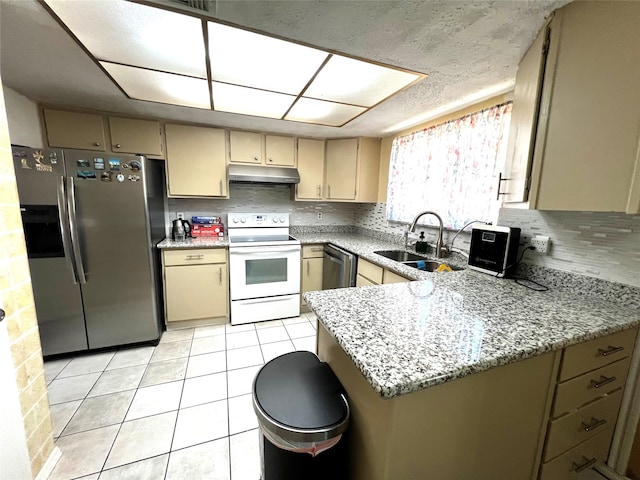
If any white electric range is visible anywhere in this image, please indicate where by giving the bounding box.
[227,213,301,325]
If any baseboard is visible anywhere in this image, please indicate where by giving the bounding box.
[35,446,61,480]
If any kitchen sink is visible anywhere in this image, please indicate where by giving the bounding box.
[403,261,464,272]
[374,250,427,262]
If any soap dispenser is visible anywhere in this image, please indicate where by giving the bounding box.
[415,231,430,254]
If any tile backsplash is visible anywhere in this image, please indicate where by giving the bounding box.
[169,184,357,226]
[498,209,640,288]
[170,186,640,288]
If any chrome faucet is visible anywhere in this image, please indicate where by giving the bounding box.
[404,211,445,258]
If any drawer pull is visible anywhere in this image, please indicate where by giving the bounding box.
[310,247,324,252]
[598,345,624,357]
[591,375,617,389]
[218,267,222,284]
[186,254,204,260]
[573,456,598,473]
[581,417,607,432]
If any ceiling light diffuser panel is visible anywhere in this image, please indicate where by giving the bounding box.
[45,0,207,78]
[208,22,329,95]
[101,63,211,109]
[212,83,296,119]
[303,55,422,107]
[44,0,426,127]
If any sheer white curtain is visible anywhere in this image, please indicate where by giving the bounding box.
[386,103,512,230]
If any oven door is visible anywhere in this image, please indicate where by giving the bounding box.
[229,245,301,300]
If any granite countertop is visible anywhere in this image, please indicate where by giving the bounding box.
[304,271,640,399]
[158,230,640,400]
[157,237,229,248]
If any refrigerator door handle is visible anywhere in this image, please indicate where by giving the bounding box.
[57,176,78,285]
[66,177,87,284]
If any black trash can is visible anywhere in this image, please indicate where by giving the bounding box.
[252,351,350,480]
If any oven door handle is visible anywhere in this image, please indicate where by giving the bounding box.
[230,246,301,255]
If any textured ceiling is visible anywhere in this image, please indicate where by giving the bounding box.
[0,0,570,138]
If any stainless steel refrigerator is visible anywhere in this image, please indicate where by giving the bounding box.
[13,147,166,356]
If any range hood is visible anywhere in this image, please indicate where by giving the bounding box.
[228,164,300,184]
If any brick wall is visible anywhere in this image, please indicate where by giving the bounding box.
[0,85,54,476]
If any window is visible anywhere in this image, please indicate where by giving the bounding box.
[386,102,512,230]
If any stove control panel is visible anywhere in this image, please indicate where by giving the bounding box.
[229,213,289,228]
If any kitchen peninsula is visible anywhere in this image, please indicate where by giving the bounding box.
[304,267,640,480]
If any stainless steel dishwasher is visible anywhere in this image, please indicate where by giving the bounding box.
[322,244,357,289]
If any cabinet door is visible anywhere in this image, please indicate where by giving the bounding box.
[325,138,357,200]
[229,131,262,164]
[165,264,228,322]
[109,117,162,155]
[502,22,550,204]
[382,270,410,284]
[265,135,295,166]
[297,138,325,200]
[44,109,105,151]
[356,274,375,287]
[301,257,323,306]
[533,2,640,211]
[165,124,227,197]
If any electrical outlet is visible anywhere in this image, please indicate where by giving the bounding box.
[317,211,323,220]
[177,212,184,220]
[530,235,550,254]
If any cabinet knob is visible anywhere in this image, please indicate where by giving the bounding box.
[94,142,100,147]
[254,156,259,161]
[268,158,273,162]
[114,144,121,149]
[0,308,5,322]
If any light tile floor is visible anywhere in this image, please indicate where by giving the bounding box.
[44,312,319,480]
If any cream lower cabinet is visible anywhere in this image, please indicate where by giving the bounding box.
[538,327,638,479]
[164,124,227,197]
[356,258,409,285]
[162,249,229,327]
[502,1,640,213]
[301,244,324,307]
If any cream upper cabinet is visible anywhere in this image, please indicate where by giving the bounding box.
[229,131,262,164]
[109,117,162,156]
[265,135,295,166]
[164,124,227,198]
[503,2,640,213]
[296,138,326,200]
[43,109,106,151]
[325,137,380,202]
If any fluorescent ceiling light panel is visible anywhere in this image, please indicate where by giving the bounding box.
[285,98,367,127]
[45,0,207,78]
[101,62,211,109]
[212,82,296,118]
[208,23,329,95]
[304,54,421,107]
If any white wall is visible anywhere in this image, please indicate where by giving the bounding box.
[2,87,44,147]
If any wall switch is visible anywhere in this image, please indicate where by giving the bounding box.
[177,212,184,220]
[530,235,550,254]
[317,211,323,220]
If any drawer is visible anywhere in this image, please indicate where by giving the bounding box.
[539,428,613,480]
[358,258,383,284]
[302,244,325,258]
[553,358,631,418]
[560,328,637,381]
[544,389,622,461]
[163,248,226,266]
[382,269,410,284]
[356,274,376,287]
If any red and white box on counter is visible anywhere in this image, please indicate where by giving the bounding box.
[191,216,224,237]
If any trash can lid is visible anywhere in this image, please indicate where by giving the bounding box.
[253,351,349,443]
